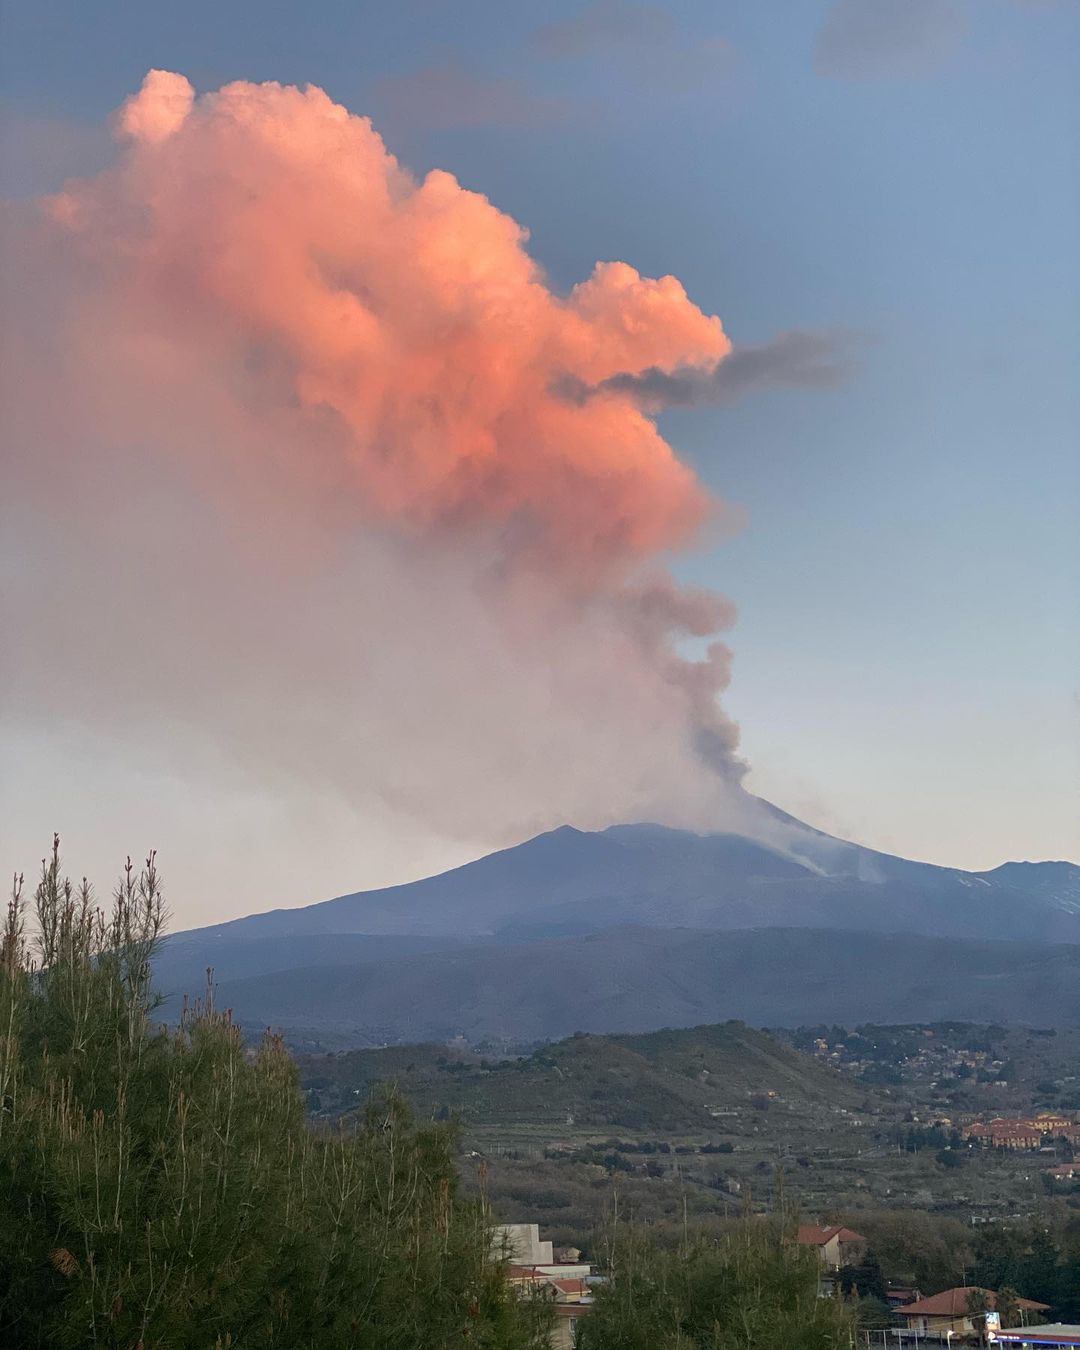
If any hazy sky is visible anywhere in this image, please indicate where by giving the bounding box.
[2,0,1077,928]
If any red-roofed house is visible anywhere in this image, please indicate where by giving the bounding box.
[503,1227,595,1350]
[897,1287,1050,1338]
[796,1224,867,1271]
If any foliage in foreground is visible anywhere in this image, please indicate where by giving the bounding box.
[577,1220,852,1350]
[0,841,550,1350]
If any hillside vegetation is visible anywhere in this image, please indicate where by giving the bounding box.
[300,1020,868,1133]
[300,1018,1080,1253]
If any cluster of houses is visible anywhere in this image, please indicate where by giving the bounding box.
[961,1113,1080,1151]
[500,1218,1075,1347]
[494,1223,596,1348]
[808,1030,1013,1086]
[797,1223,1067,1343]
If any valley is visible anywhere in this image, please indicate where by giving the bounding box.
[297,1020,1080,1249]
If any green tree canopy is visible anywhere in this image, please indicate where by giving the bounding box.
[839,1249,887,1302]
[0,840,549,1350]
[577,1222,851,1350]
[855,1296,894,1331]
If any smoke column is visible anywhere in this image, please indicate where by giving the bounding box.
[1,71,775,909]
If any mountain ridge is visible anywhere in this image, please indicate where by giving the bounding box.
[153,803,1080,1048]
[166,807,1080,948]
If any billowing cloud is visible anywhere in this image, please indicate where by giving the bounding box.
[116,68,195,142]
[36,71,731,578]
[816,0,969,80]
[2,69,796,883]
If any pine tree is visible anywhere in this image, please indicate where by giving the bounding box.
[577,1219,852,1349]
[1020,1229,1063,1308]
[0,840,550,1350]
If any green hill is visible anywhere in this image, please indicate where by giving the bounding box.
[299,1020,868,1134]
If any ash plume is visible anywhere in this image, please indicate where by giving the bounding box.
[1,70,804,888]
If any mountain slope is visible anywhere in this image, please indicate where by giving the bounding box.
[155,805,1080,1046]
[154,932,467,1004]
[207,926,1080,1048]
[163,811,1080,966]
[979,861,1080,914]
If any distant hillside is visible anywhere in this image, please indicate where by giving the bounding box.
[298,1020,868,1133]
[208,926,1080,1050]
[154,932,466,1006]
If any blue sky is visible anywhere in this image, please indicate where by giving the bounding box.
[2,1,1077,913]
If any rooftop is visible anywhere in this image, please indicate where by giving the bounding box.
[996,1326,1080,1347]
[899,1288,1050,1318]
[796,1224,866,1246]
